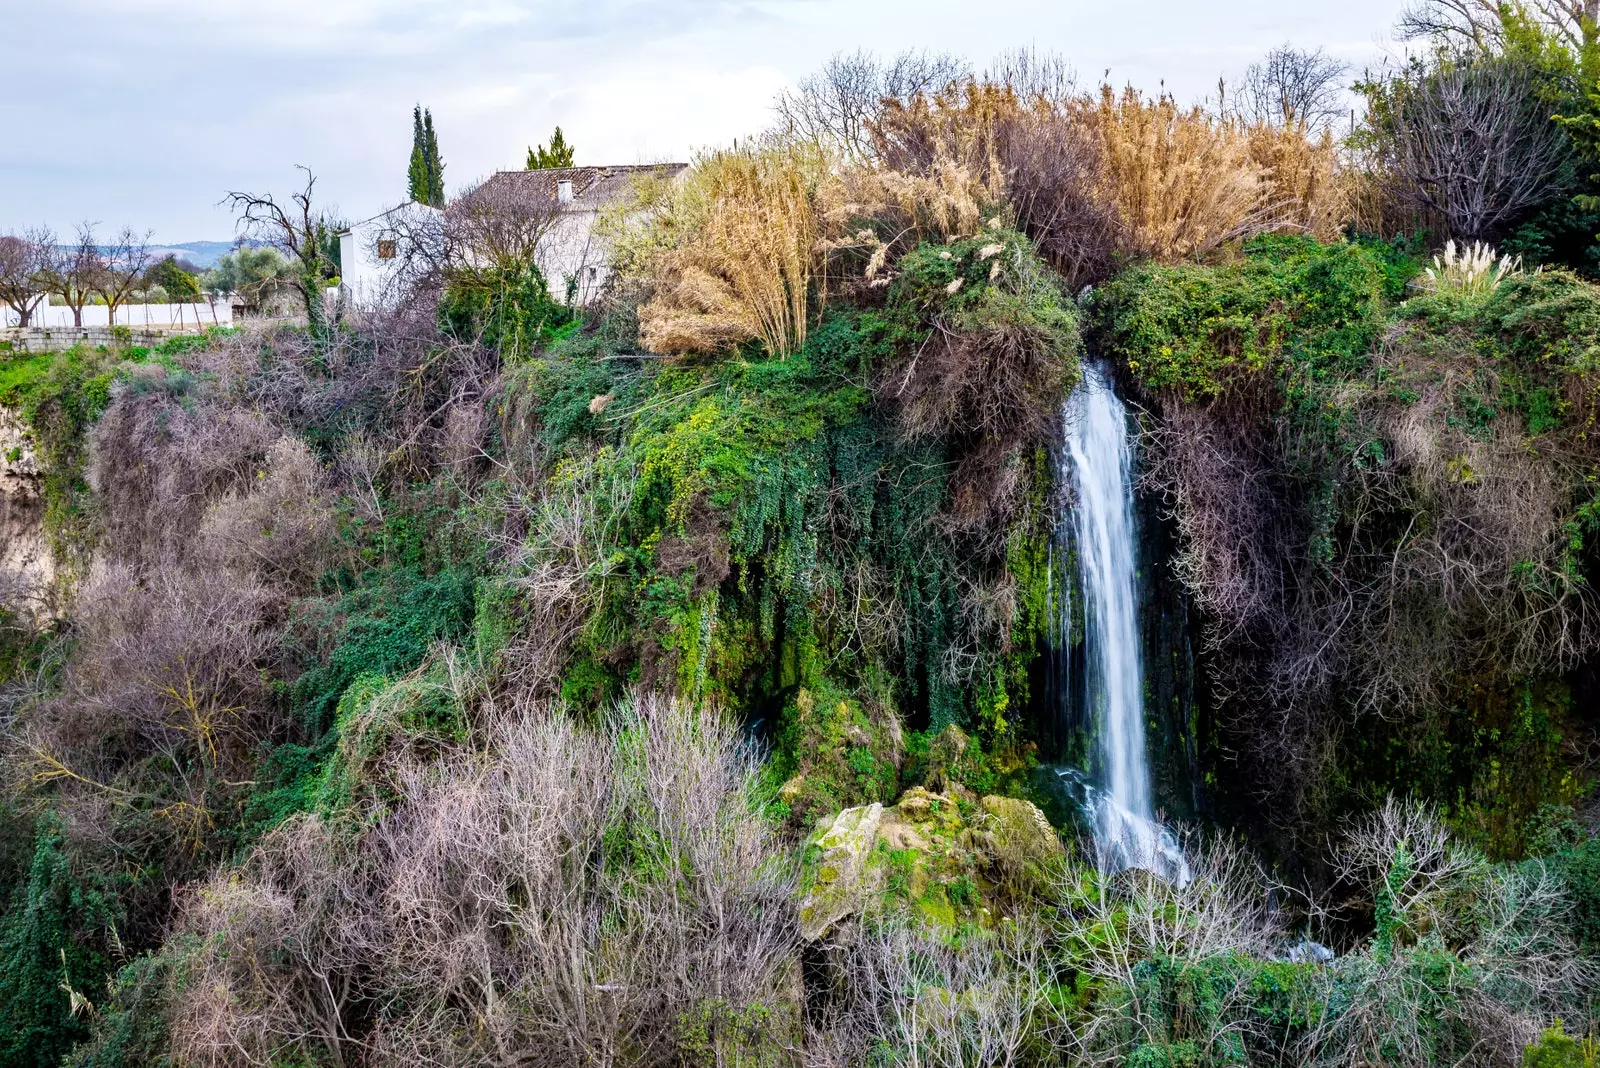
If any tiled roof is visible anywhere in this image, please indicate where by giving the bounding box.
[471,163,687,211]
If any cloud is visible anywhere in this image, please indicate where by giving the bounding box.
[1,0,1406,240]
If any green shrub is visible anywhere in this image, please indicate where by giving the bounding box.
[0,815,121,1068]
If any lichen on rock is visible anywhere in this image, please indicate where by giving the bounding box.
[798,802,884,940]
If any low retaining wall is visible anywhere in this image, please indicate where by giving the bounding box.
[0,326,202,355]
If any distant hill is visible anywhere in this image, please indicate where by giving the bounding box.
[148,241,243,269]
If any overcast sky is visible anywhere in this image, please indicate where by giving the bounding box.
[2,0,1408,243]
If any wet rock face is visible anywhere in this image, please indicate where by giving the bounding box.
[797,789,1063,940]
[0,408,50,601]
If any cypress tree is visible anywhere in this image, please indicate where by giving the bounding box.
[407,105,429,203]
[423,110,445,206]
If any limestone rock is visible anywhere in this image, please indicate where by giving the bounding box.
[977,794,1064,894]
[798,802,883,941]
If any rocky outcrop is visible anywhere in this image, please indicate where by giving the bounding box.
[798,802,883,940]
[0,408,51,607]
[796,787,1063,940]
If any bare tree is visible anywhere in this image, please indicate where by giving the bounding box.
[225,167,335,335]
[775,48,971,158]
[96,226,154,328]
[51,222,103,328]
[446,174,563,276]
[0,228,55,327]
[1364,52,1573,240]
[983,47,1077,104]
[1232,44,1351,133]
[1399,0,1600,53]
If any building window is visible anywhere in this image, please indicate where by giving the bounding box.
[377,239,397,260]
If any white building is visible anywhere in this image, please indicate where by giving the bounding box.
[337,201,442,309]
[339,164,686,310]
[465,164,686,305]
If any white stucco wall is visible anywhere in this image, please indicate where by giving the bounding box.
[340,202,441,309]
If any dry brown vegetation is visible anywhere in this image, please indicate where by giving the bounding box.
[635,141,826,359]
[627,69,1351,362]
[171,694,800,1068]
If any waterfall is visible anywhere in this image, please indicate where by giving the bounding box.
[1053,362,1191,886]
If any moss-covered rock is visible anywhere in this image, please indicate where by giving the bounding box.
[799,787,1062,939]
[798,802,884,940]
[976,793,1065,896]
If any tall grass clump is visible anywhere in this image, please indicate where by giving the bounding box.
[1416,238,1523,295]
[635,141,826,359]
[1080,85,1296,261]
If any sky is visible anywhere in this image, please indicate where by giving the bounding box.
[1,0,1410,243]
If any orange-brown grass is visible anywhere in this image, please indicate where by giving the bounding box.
[1075,85,1271,261]
[636,142,824,359]
[1244,122,1348,242]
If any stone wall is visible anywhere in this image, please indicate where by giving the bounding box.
[0,326,196,355]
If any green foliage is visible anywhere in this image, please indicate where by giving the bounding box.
[1553,836,1600,952]
[439,264,578,358]
[201,245,287,299]
[65,947,185,1068]
[526,125,575,170]
[1523,1021,1599,1068]
[292,565,478,735]
[0,815,121,1068]
[1091,235,1404,398]
[408,105,445,207]
[142,256,199,301]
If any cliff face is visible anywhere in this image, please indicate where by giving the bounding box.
[0,408,52,607]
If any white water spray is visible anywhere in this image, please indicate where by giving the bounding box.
[1059,363,1191,886]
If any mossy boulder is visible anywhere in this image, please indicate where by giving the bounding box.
[798,802,884,940]
[799,787,1062,939]
[975,794,1065,895]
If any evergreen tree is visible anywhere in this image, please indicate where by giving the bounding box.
[525,126,575,170]
[423,110,445,206]
[407,105,429,204]
[407,105,446,207]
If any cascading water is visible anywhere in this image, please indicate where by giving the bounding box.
[1051,361,1191,886]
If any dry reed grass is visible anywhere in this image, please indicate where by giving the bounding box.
[636,141,825,359]
[1075,86,1272,261]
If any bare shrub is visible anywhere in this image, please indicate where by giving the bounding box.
[12,562,278,864]
[1142,313,1600,813]
[1059,834,1292,1065]
[371,692,798,1065]
[807,916,1055,1068]
[1308,798,1599,1067]
[1362,52,1573,241]
[197,436,339,590]
[635,142,825,359]
[172,815,378,1068]
[88,368,282,568]
[169,694,799,1067]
